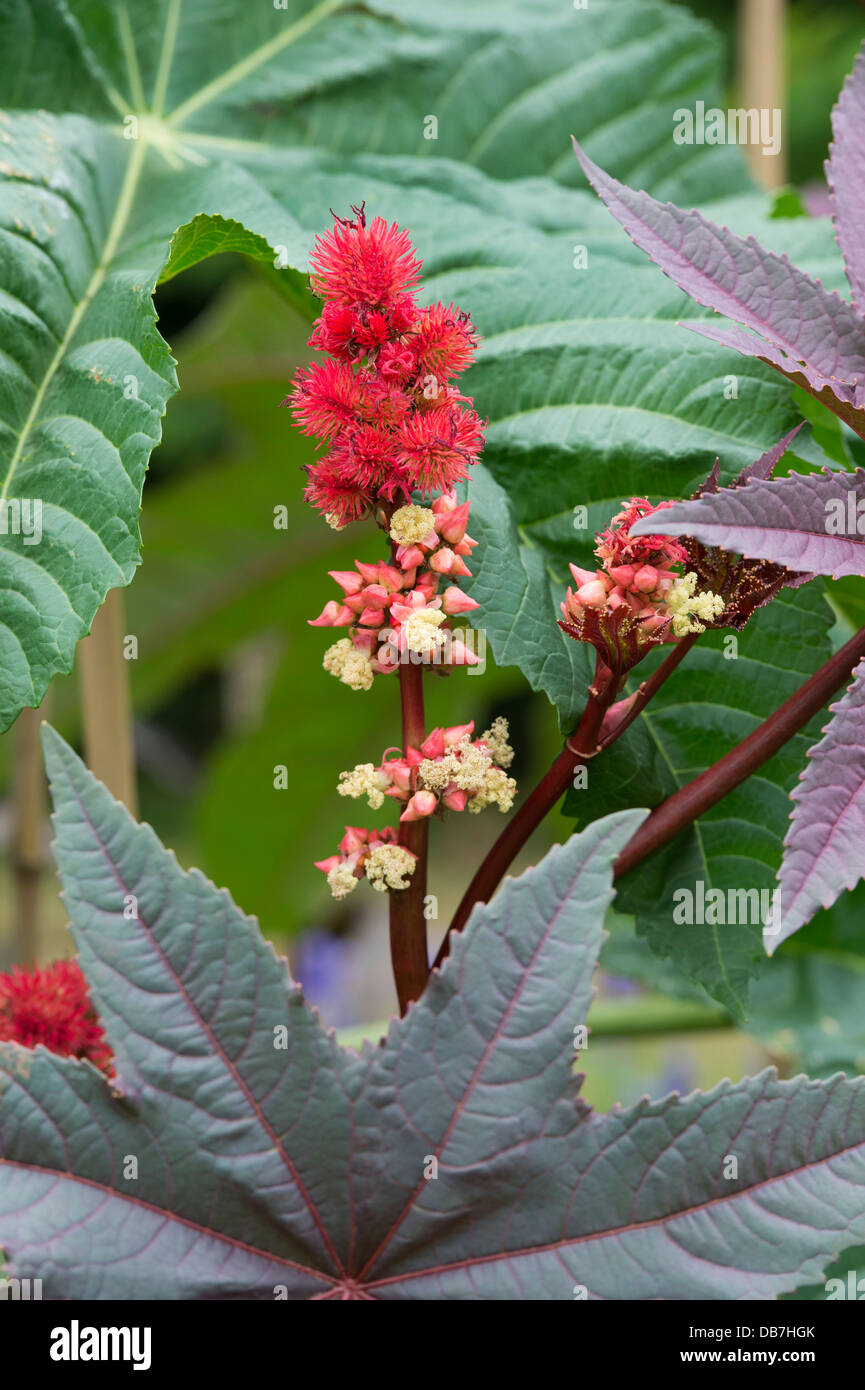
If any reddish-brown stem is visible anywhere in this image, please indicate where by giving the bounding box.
[613,623,865,878]
[434,624,865,971]
[597,633,699,750]
[433,656,620,967]
[389,656,430,1013]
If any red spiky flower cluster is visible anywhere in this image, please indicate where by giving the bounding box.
[0,959,113,1075]
[286,204,485,526]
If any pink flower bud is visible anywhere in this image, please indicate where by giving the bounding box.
[400,790,438,821]
[632,565,659,593]
[420,728,445,759]
[314,855,342,874]
[384,759,413,795]
[358,607,386,627]
[415,572,439,599]
[446,638,479,667]
[442,787,467,812]
[359,584,390,610]
[569,563,597,589]
[352,628,378,655]
[429,546,456,574]
[431,547,472,577]
[329,570,364,596]
[608,564,636,588]
[309,600,353,627]
[443,721,474,746]
[435,498,471,544]
[576,579,610,609]
[340,826,368,856]
[441,585,480,616]
[379,563,406,592]
[355,560,381,584]
[432,489,459,518]
[396,544,426,570]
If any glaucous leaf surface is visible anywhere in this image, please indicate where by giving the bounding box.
[3,733,865,1299]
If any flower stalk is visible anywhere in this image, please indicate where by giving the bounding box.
[389,657,430,1012]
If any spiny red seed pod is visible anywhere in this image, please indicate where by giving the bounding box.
[308,204,421,308]
[0,959,113,1076]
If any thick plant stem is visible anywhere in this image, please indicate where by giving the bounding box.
[389,657,429,1013]
[613,623,865,878]
[434,657,620,967]
[596,634,699,749]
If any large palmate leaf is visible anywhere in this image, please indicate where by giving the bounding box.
[0,0,748,730]
[2,0,748,199]
[3,731,865,1300]
[570,43,865,439]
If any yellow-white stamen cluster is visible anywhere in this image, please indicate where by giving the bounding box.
[666,572,726,637]
[326,862,360,899]
[389,504,436,546]
[323,637,374,691]
[337,763,391,809]
[365,844,417,892]
[417,733,516,813]
[402,607,446,656]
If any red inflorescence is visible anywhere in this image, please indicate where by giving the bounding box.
[286,203,485,526]
[0,959,113,1075]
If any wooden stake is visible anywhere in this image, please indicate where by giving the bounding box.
[738,0,787,190]
[77,588,138,815]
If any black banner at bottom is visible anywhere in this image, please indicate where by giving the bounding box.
[1,1295,859,1376]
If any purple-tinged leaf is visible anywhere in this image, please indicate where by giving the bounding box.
[735,423,804,488]
[5,732,865,1299]
[631,467,865,579]
[572,138,865,431]
[681,319,865,436]
[828,46,865,315]
[691,425,813,500]
[768,659,865,950]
